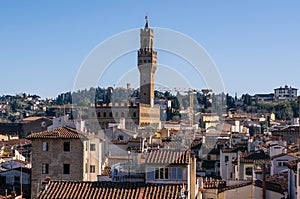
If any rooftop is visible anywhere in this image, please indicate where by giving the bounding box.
[22,116,43,121]
[237,150,270,164]
[37,181,184,199]
[284,159,299,172]
[145,149,190,165]
[27,126,86,139]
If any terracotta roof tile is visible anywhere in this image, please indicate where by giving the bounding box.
[239,150,270,163]
[255,172,288,194]
[221,148,239,153]
[38,181,183,199]
[145,149,190,165]
[0,139,31,147]
[284,159,299,172]
[271,153,297,160]
[22,116,43,121]
[27,126,86,139]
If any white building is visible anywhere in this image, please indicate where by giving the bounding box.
[286,159,299,199]
[270,153,297,176]
[274,85,297,101]
[220,148,238,180]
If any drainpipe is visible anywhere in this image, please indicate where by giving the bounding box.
[262,163,266,199]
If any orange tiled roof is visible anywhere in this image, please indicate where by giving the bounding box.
[162,140,184,149]
[254,172,288,194]
[221,148,239,153]
[37,181,183,199]
[27,126,86,139]
[0,139,31,147]
[271,153,297,160]
[239,150,270,163]
[146,149,190,165]
[22,116,45,121]
[284,159,299,172]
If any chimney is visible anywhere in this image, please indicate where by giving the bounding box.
[190,153,197,199]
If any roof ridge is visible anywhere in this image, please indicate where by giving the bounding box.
[27,126,86,139]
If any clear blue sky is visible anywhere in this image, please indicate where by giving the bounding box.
[1,1,299,98]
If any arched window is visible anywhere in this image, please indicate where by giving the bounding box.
[133,112,136,118]
[103,112,106,118]
[109,112,112,117]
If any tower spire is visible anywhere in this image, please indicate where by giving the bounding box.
[145,15,149,29]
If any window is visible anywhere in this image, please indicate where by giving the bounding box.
[245,167,253,176]
[225,156,229,162]
[171,167,183,180]
[42,164,49,174]
[63,164,70,174]
[97,112,101,117]
[146,168,155,180]
[277,161,286,167]
[90,165,96,173]
[207,155,211,160]
[103,112,107,117]
[90,144,96,151]
[278,161,283,167]
[42,142,49,151]
[64,142,70,152]
[0,176,6,184]
[14,176,20,183]
[155,168,159,179]
[155,168,169,180]
[109,112,112,117]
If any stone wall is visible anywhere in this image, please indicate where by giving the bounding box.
[31,138,83,198]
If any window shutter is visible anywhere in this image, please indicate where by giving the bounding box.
[171,167,177,180]
[177,168,183,180]
[146,167,155,180]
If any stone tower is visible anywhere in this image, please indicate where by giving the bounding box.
[138,16,157,107]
